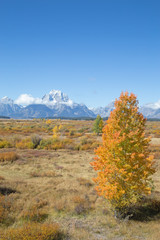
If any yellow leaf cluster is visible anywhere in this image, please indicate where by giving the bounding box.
[90,92,155,210]
[53,125,62,139]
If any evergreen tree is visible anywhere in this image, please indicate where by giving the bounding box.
[93,115,104,135]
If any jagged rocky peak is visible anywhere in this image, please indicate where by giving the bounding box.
[0,96,14,104]
[1,90,160,119]
[42,89,73,106]
[91,101,115,118]
[105,101,115,109]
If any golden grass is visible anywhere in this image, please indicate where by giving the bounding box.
[0,152,19,162]
[0,119,100,151]
[1,222,64,240]
[0,119,160,239]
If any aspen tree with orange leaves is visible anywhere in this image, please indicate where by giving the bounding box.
[90,92,155,217]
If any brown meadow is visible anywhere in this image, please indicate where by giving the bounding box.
[0,119,160,239]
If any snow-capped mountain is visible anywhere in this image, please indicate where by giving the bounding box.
[1,90,160,119]
[140,106,160,119]
[41,90,95,118]
[0,96,14,105]
[0,96,21,118]
[92,101,160,119]
[91,101,115,118]
[0,90,96,119]
[42,90,73,107]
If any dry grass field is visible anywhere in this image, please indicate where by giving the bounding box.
[0,119,160,239]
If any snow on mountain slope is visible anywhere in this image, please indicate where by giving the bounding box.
[1,91,160,119]
[0,96,14,105]
[0,90,95,118]
[42,90,73,107]
[91,101,115,118]
[92,101,160,119]
[0,97,21,117]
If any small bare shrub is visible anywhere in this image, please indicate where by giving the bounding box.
[31,134,42,148]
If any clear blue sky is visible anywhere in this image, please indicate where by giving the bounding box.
[0,0,159,107]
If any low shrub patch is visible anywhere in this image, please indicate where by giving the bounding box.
[0,152,19,162]
[1,223,65,240]
[0,140,12,148]
[15,138,34,149]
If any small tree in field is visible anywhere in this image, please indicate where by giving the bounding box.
[93,115,104,135]
[53,125,62,139]
[90,92,155,216]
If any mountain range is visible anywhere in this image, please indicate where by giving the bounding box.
[0,90,95,119]
[0,90,160,119]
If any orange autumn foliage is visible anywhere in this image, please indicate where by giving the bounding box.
[90,92,155,210]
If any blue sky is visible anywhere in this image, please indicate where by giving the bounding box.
[0,0,159,108]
